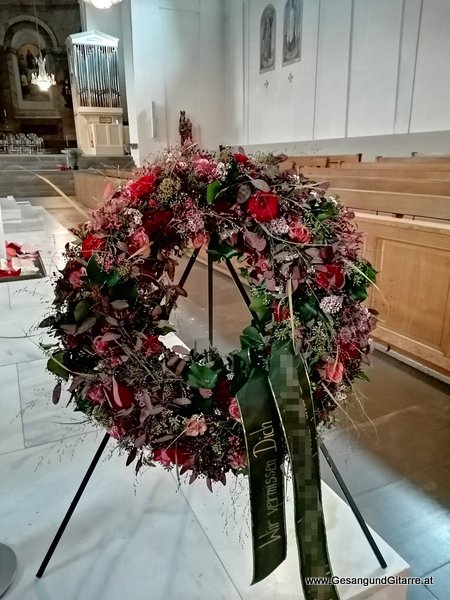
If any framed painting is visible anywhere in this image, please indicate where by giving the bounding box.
[260,4,276,73]
[282,0,302,66]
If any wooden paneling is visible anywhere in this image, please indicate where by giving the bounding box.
[356,213,450,374]
[330,189,450,221]
[301,166,450,181]
[74,171,129,210]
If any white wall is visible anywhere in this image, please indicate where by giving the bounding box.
[128,0,225,164]
[224,0,450,151]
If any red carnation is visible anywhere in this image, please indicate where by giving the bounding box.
[106,382,134,410]
[127,174,157,199]
[315,264,345,291]
[248,191,279,222]
[143,209,173,236]
[154,446,191,466]
[141,334,164,356]
[234,153,249,165]
[127,227,149,254]
[273,302,291,322]
[81,234,106,259]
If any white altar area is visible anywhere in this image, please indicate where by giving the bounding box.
[66,31,124,156]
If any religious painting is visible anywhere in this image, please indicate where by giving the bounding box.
[17,43,49,102]
[282,0,302,66]
[260,4,276,73]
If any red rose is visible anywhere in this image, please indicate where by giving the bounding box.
[248,191,279,222]
[339,341,360,362]
[143,209,173,236]
[234,153,249,165]
[154,446,191,466]
[289,221,312,244]
[141,335,163,356]
[315,264,345,291]
[127,174,157,199]
[81,234,106,259]
[214,377,233,410]
[127,227,149,254]
[106,382,134,410]
[320,360,344,384]
[273,302,290,322]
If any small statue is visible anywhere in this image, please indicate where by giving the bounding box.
[179,110,192,145]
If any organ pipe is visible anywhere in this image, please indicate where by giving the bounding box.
[68,42,120,108]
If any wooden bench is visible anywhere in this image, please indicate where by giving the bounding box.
[375,156,450,165]
[301,175,450,197]
[280,153,361,170]
[301,166,450,181]
[329,188,450,221]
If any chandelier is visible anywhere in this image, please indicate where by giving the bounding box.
[83,0,123,8]
[31,1,56,92]
[31,54,56,92]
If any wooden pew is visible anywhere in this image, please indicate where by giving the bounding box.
[375,155,450,165]
[356,212,450,376]
[301,166,450,181]
[328,188,450,221]
[301,174,450,197]
[280,153,361,170]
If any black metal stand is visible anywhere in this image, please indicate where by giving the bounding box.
[36,433,110,578]
[36,247,386,578]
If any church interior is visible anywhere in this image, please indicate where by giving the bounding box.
[0,1,449,599]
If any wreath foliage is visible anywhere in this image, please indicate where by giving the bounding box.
[43,146,376,488]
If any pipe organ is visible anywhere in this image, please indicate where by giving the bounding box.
[66,31,124,156]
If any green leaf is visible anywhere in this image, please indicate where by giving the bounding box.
[356,370,371,382]
[187,363,219,389]
[39,316,57,328]
[47,352,69,381]
[316,202,339,221]
[74,299,90,323]
[240,325,264,349]
[249,294,271,322]
[87,255,106,285]
[298,297,318,322]
[207,239,240,262]
[348,287,369,301]
[206,180,222,205]
[106,271,121,288]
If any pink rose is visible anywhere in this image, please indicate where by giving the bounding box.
[321,360,344,384]
[93,336,110,354]
[289,221,312,244]
[127,227,149,255]
[193,158,215,176]
[87,384,106,404]
[192,232,209,249]
[257,257,270,272]
[68,267,85,289]
[228,398,241,421]
[107,425,123,440]
[185,415,207,436]
[228,449,247,470]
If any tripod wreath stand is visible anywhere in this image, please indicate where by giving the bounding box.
[36,249,387,579]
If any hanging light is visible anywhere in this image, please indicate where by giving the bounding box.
[31,54,56,92]
[83,0,123,8]
[31,1,56,92]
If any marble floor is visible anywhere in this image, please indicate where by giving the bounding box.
[0,199,448,600]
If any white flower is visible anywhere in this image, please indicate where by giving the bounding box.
[319,295,343,314]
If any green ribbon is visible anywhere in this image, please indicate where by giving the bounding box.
[269,340,339,600]
[236,368,287,583]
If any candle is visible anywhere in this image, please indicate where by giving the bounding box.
[0,206,6,259]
